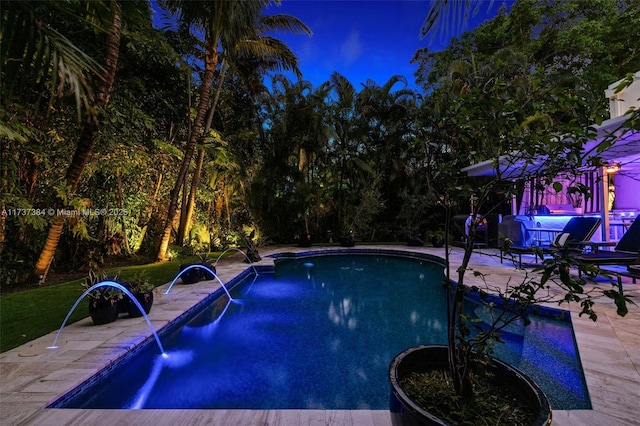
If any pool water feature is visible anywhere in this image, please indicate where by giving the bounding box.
[163,264,236,302]
[52,252,590,410]
[48,281,167,356]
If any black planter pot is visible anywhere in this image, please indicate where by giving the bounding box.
[429,237,444,248]
[297,233,313,247]
[389,345,552,426]
[125,291,154,318]
[200,263,216,280]
[179,263,202,284]
[340,236,355,247]
[88,298,119,325]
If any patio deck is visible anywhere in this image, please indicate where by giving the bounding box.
[1,245,639,425]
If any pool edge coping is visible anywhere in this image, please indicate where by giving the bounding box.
[1,245,638,426]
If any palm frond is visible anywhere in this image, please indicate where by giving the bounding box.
[256,13,312,37]
[236,37,302,78]
[420,0,491,42]
[1,2,102,118]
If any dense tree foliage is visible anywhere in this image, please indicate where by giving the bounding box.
[414,0,640,116]
[1,0,638,288]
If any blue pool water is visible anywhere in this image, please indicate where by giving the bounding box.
[53,251,590,410]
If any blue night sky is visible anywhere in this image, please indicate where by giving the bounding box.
[265,0,513,90]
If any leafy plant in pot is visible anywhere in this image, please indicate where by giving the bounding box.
[178,262,202,284]
[122,271,155,318]
[424,229,445,248]
[196,251,217,280]
[178,252,216,284]
[390,69,633,425]
[83,270,123,325]
[566,183,587,215]
[391,197,632,426]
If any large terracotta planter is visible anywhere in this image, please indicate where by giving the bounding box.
[389,345,552,426]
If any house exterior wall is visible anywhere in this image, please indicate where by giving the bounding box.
[605,71,640,118]
[614,172,640,210]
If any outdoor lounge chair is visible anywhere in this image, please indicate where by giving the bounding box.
[576,217,640,268]
[502,216,602,267]
[589,263,640,296]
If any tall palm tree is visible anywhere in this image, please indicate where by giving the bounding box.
[30,1,151,282]
[155,0,261,260]
[265,75,328,237]
[176,11,310,245]
[356,76,420,227]
[155,0,309,260]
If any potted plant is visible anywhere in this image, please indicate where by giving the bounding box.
[244,230,262,262]
[339,229,356,247]
[390,195,632,425]
[390,220,553,425]
[389,70,632,425]
[567,183,586,215]
[83,270,123,325]
[178,261,202,284]
[196,251,217,280]
[296,232,313,247]
[178,252,216,284]
[424,229,445,248]
[122,271,155,318]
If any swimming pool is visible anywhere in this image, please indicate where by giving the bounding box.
[51,250,590,410]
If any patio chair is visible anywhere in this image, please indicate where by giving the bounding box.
[576,217,640,268]
[503,216,602,267]
[618,264,640,284]
[589,263,639,296]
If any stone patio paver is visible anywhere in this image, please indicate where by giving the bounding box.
[1,245,638,425]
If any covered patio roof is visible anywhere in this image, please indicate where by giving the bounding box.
[461,113,640,178]
[583,114,640,171]
[461,113,639,242]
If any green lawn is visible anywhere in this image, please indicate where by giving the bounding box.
[0,257,206,353]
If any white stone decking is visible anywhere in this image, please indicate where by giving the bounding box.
[1,246,639,425]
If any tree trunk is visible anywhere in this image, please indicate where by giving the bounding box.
[224,183,231,228]
[176,168,190,246]
[156,45,218,261]
[33,3,122,281]
[0,142,8,253]
[448,214,476,401]
[136,170,163,253]
[115,167,130,253]
[24,150,39,202]
[177,148,205,244]
[177,63,227,246]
